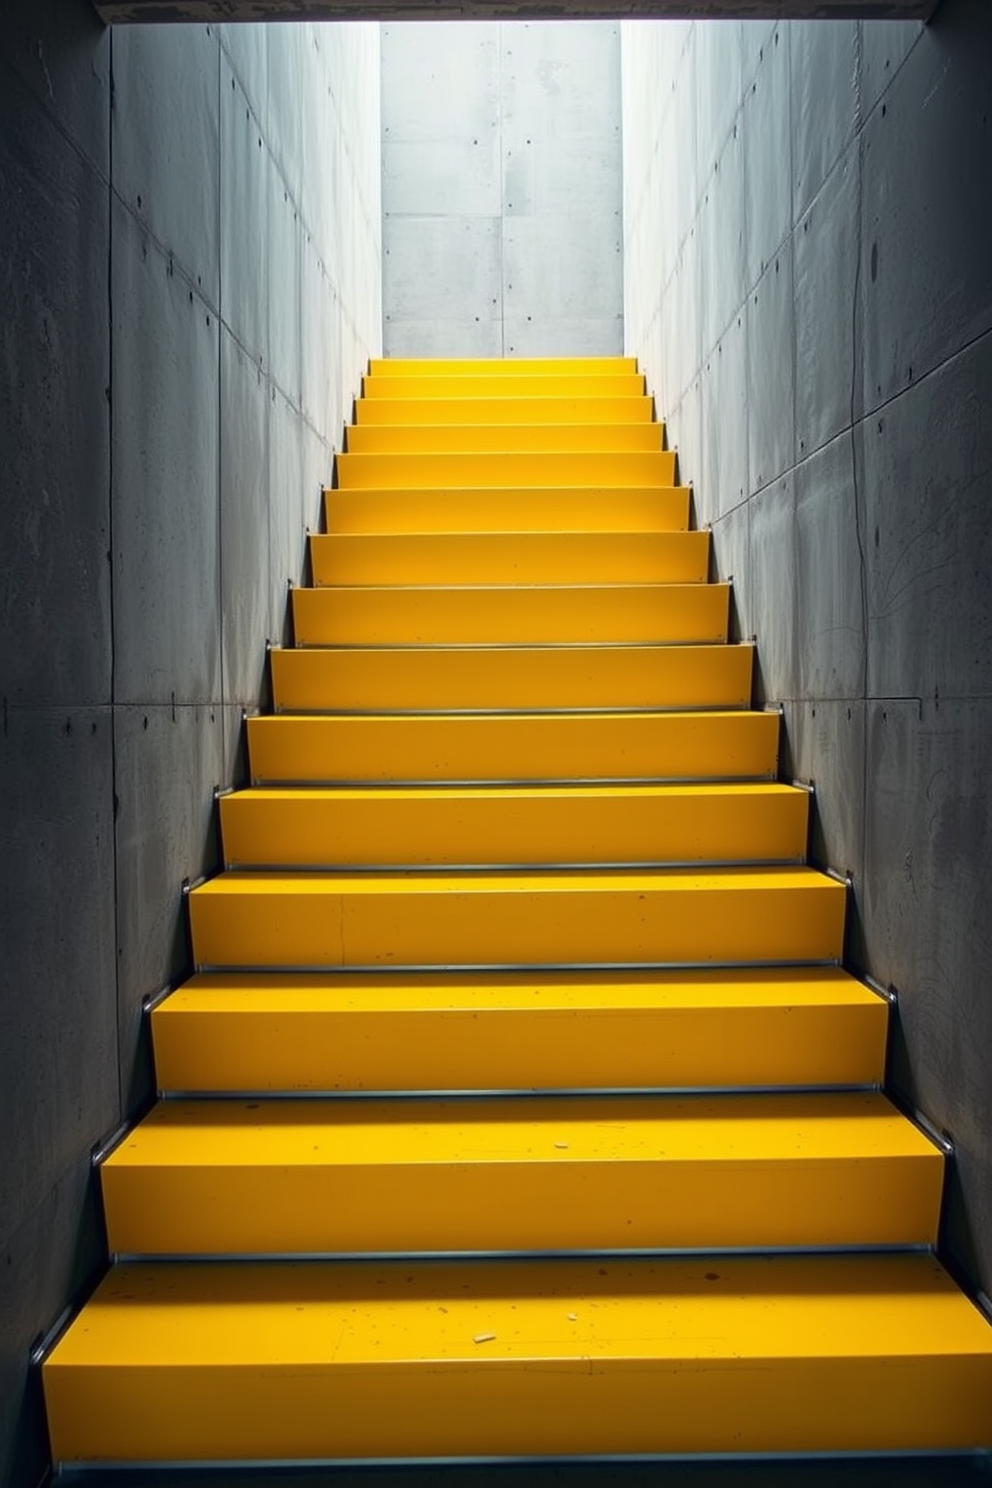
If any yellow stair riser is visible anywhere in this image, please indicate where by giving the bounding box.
[354,396,655,427]
[368,357,640,376]
[101,1093,942,1255]
[324,486,691,535]
[246,710,780,785]
[361,373,647,399]
[219,784,808,869]
[293,584,730,647]
[188,867,846,969]
[151,968,889,1092]
[270,644,752,713]
[335,451,674,489]
[310,530,708,585]
[43,1257,992,1462]
[345,424,663,455]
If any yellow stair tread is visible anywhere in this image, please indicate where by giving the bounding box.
[354,395,655,426]
[100,1091,941,1253]
[246,709,780,784]
[152,966,888,1093]
[309,530,709,584]
[324,485,690,534]
[270,642,752,713]
[345,424,663,454]
[336,450,674,489]
[109,1091,936,1169]
[368,356,640,375]
[159,965,884,1017]
[218,782,808,869]
[188,865,846,970]
[292,582,730,646]
[43,1256,992,1460]
[361,373,648,400]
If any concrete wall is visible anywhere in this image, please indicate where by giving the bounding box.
[381,20,623,357]
[0,7,381,1480]
[623,1,992,1299]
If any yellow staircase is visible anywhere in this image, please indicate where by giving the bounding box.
[43,356,992,1467]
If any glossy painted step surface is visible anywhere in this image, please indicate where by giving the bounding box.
[292,582,730,646]
[309,530,708,584]
[346,423,663,454]
[188,865,846,970]
[102,1090,942,1256]
[335,451,674,489]
[270,643,752,713]
[361,372,647,399]
[151,967,888,1093]
[368,356,641,376]
[44,1255,992,1463]
[324,485,690,534]
[353,394,655,426]
[219,782,808,869]
[246,709,781,785]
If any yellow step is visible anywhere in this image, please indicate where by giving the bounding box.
[361,369,648,398]
[335,450,675,489]
[246,709,780,785]
[354,395,655,427]
[270,643,752,713]
[368,356,640,377]
[44,1254,992,1462]
[309,530,708,584]
[292,583,730,646]
[188,865,845,970]
[101,1091,941,1256]
[151,967,888,1093]
[362,372,647,400]
[345,424,663,455]
[219,783,807,870]
[324,485,690,534]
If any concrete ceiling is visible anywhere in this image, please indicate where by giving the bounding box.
[92,1,939,22]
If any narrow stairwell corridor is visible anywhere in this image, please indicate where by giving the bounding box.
[41,358,992,1466]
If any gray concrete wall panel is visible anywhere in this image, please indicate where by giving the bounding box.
[700,309,749,520]
[220,327,273,706]
[746,242,796,493]
[861,8,992,414]
[623,0,992,1293]
[381,20,622,356]
[112,24,221,309]
[0,74,112,710]
[794,146,860,459]
[864,333,992,704]
[741,24,791,292]
[111,200,223,706]
[789,19,858,224]
[794,431,866,701]
[0,4,381,1475]
[864,696,992,1292]
[221,59,271,366]
[0,710,118,1251]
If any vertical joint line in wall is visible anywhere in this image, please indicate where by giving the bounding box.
[216,33,226,744]
[108,24,124,1114]
[851,23,870,905]
[498,22,505,358]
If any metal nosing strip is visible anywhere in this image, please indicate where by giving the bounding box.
[195,958,842,975]
[224,857,807,875]
[158,1083,881,1104]
[111,1243,934,1268]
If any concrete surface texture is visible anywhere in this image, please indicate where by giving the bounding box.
[0,5,381,1481]
[622,0,992,1303]
[381,20,623,357]
[95,3,943,22]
